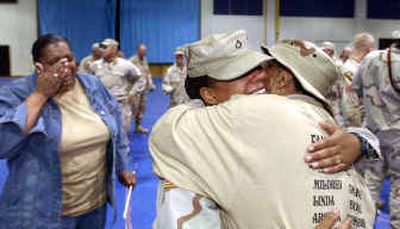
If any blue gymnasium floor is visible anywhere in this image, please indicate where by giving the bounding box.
[0,77,391,228]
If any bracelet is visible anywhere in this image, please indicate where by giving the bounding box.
[351,133,378,159]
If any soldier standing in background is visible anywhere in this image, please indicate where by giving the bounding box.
[352,32,400,228]
[321,41,342,66]
[321,41,346,126]
[341,33,375,127]
[79,42,103,73]
[129,44,154,134]
[162,48,189,108]
[321,41,335,57]
[339,46,353,65]
[90,39,141,133]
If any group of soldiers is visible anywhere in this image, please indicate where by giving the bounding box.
[323,31,400,227]
[78,39,189,134]
[148,30,400,229]
[150,31,379,229]
[76,30,400,228]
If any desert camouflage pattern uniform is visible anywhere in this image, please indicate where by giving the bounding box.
[341,58,364,127]
[153,180,221,229]
[79,55,96,73]
[162,64,190,108]
[353,47,400,228]
[90,57,141,133]
[152,98,381,229]
[129,55,154,127]
[326,62,346,127]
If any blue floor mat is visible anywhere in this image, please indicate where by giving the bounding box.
[104,79,169,229]
[0,78,391,228]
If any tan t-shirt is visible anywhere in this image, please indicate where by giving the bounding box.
[150,94,375,229]
[55,80,110,216]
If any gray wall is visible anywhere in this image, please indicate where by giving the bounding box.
[201,0,400,55]
[0,0,37,76]
[2,0,399,75]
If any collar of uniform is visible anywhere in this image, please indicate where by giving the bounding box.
[102,58,118,66]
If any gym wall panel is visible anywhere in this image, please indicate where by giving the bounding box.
[367,0,400,19]
[214,0,263,16]
[120,0,200,64]
[201,0,265,50]
[280,0,355,18]
[38,0,116,62]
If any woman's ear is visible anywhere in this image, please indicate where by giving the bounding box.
[199,87,218,106]
[34,62,44,74]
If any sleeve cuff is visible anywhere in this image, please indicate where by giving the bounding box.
[116,157,131,174]
[347,127,381,160]
[11,102,47,135]
[116,139,132,174]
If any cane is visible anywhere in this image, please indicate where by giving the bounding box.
[123,163,138,229]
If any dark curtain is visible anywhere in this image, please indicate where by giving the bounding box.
[38,0,116,62]
[120,0,200,63]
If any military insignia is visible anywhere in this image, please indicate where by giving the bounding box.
[235,40,243,49]
[288,40,316,57]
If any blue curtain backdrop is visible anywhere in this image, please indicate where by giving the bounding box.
[38,0,116,62]
[120,0,200,63]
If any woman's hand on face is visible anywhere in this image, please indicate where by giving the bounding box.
[119,171,137,187]
[35,58,69,98]
[315,211,352,229]
[305,121,361,174]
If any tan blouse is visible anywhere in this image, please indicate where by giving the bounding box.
[54,79,110,216]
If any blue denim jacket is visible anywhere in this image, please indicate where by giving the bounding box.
[0,73,131,228]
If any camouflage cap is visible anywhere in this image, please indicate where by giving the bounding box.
[174,48,184,56]
[92,42,100,50]
[101,38,119,48]
[261,40,339,108]
[185,30,272,80]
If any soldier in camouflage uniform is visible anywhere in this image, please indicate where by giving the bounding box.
[162,48,189,108]
[323,42,346,127]
[90,39,141,133]
[352,36,400,228]
[341,33,375,127]
[151,32,380,229]
[339,47,352,65]
[129,44,154,134]
[79,42,102,73]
